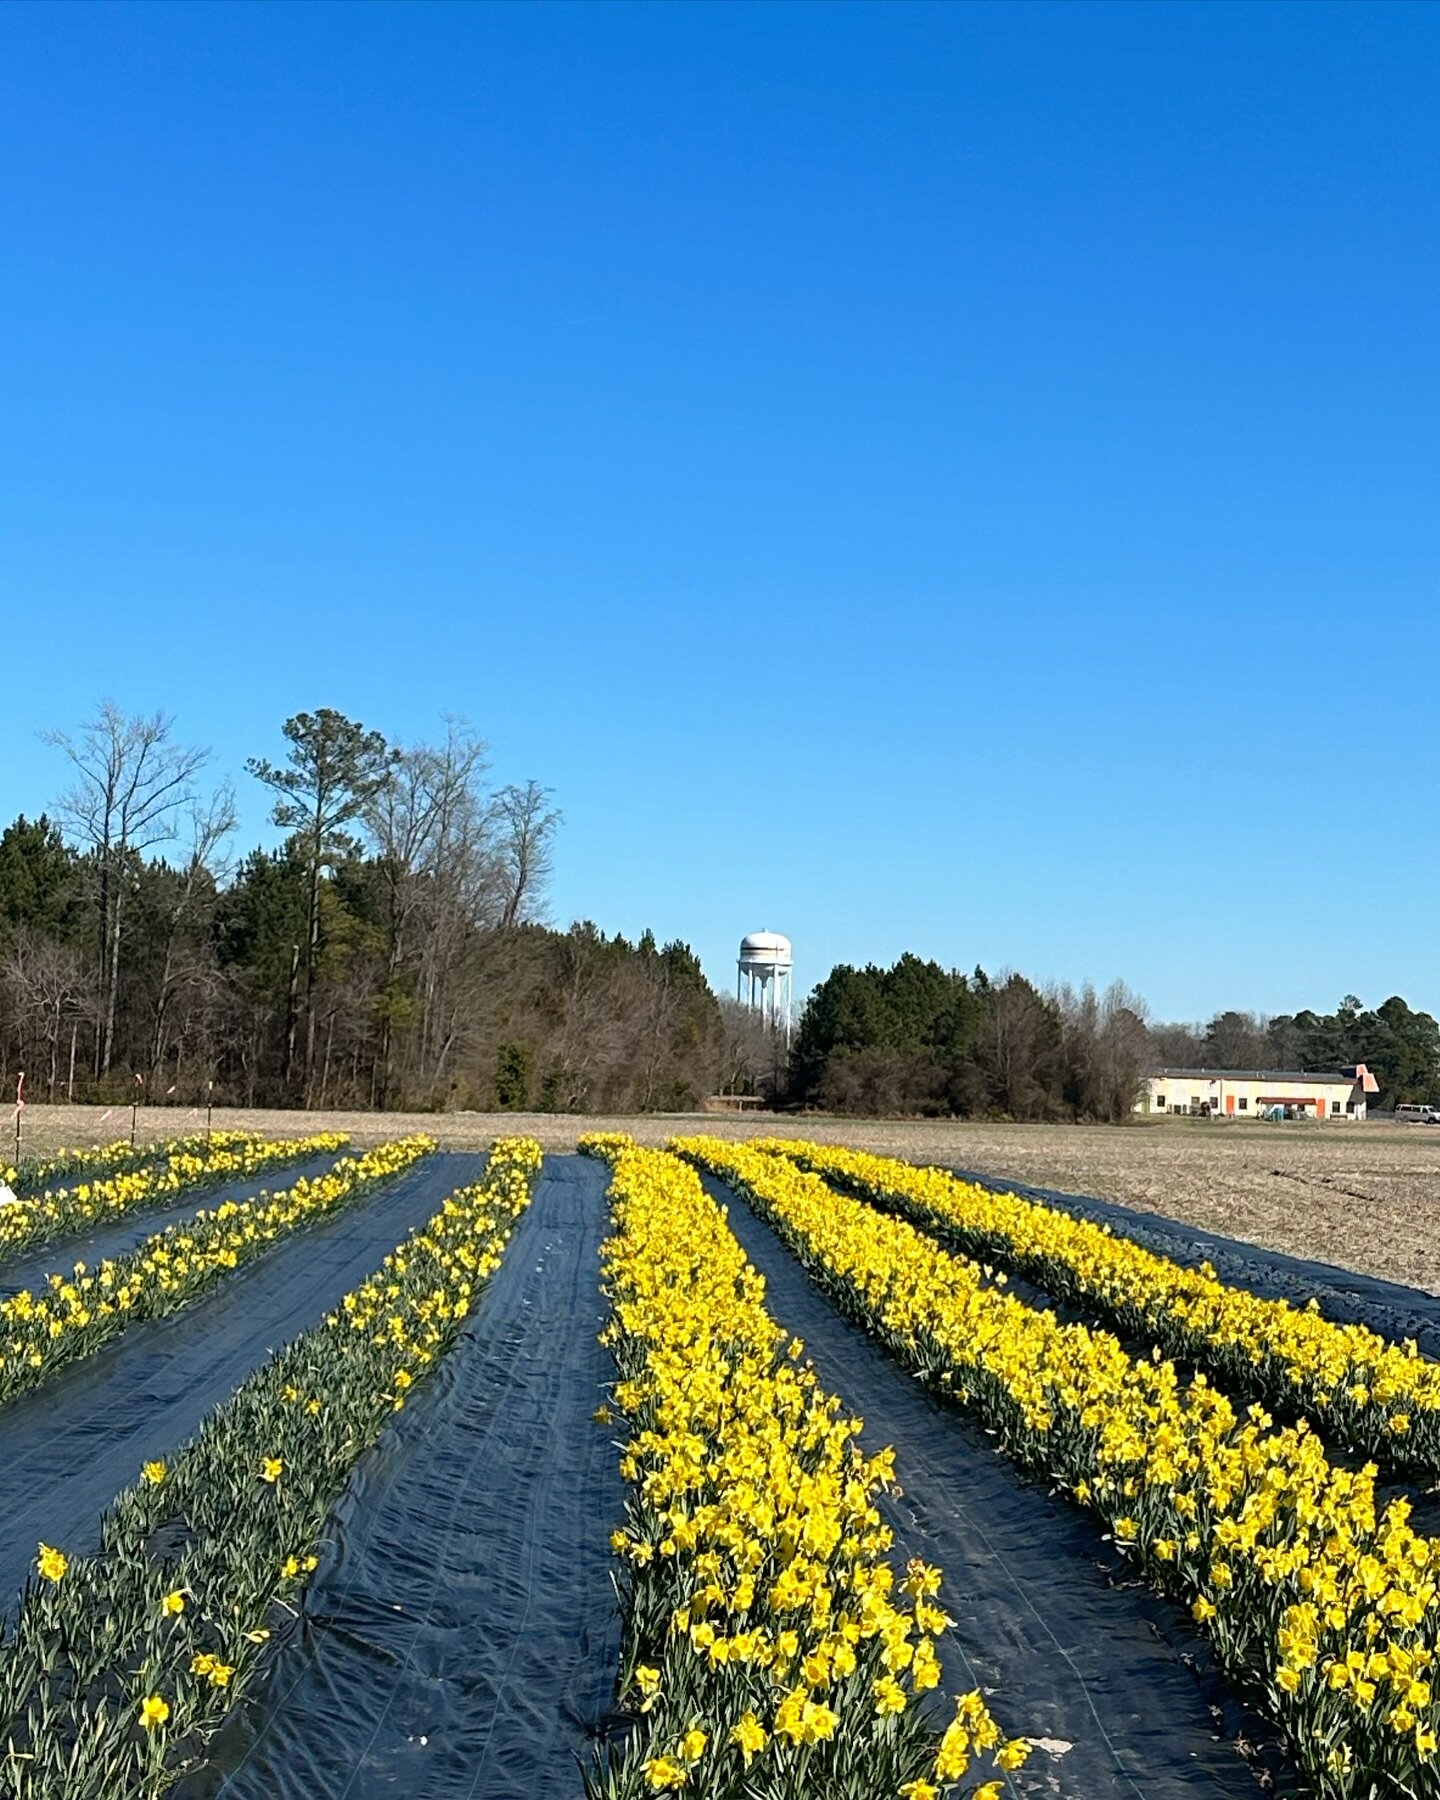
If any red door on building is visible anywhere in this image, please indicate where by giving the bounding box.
[1226,1095,1235,1115]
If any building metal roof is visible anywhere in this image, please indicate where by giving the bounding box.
[1148,1067,1358,1085]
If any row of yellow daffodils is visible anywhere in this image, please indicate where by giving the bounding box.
[0,1139,544,1799]
[583,1133,1028,1800]
[4,1130,268,1196]
[0,1130,349,1269]
[677,1136,1440,1800]
[763,1139,1440,1474]
[0,1135,433,1411]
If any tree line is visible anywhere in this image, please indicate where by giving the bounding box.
[787,957,1151,1121]
[7,704,1436,1120]
[791,963,1440,1119]
[0,704,757,1113]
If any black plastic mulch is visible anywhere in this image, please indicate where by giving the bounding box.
[194,1153,623,1800]
[0,1152,487,1610]
[0,1153,344,1297]
[951,1163,1440,1354]
[700,1171,1289,1800]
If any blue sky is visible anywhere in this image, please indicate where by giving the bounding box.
[2,1,1436,1022]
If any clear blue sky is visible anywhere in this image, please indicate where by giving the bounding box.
[3,1,1436,1023]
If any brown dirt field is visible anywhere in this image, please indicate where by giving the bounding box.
[14,1105,1440,1294]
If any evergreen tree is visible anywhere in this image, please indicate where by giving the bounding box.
[247,711,395,1103]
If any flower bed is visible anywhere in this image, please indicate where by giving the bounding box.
[0,1131,350,1269]
[5,1131,273,1196]
[0,1136,432,1411]
[679,1136,1440,1800]
[761,1139,1440,1475]
[0,1137,544,1800]
[583,1133,1028,1800]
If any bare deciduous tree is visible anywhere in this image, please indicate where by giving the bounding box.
[1051,979,1151,1122]
[365,721,498,1099]
[492,781,561,930]
[1,933,93,1101]
[715,996,780,1096]
[149,784,237,1082]
[44,704,209,1078]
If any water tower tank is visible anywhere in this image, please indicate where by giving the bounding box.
[737,931,794,1039]
[739,931,793,975]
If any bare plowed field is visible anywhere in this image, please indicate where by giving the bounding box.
[19,1105,1440,1290]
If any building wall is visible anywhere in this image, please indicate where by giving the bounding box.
[1140,1075,1365,1120]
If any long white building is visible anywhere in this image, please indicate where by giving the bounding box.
[1139,1064,1378,1121]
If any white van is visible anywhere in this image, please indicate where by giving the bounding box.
[1395,1104,1440,1124]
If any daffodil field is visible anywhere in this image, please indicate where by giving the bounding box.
[3,1131,324,1199]
[5,1133,213,1194]
[0,1130,348,1269]
[0,1121,1435,1799]
[584,1134,1028,1800]
[676,1136,1440,1800]
[0,1136,433,1410]
[0,1137,543,1798]
[764,1139,1440,1475]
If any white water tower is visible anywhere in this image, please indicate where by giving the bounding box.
[738,931,794,1041]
